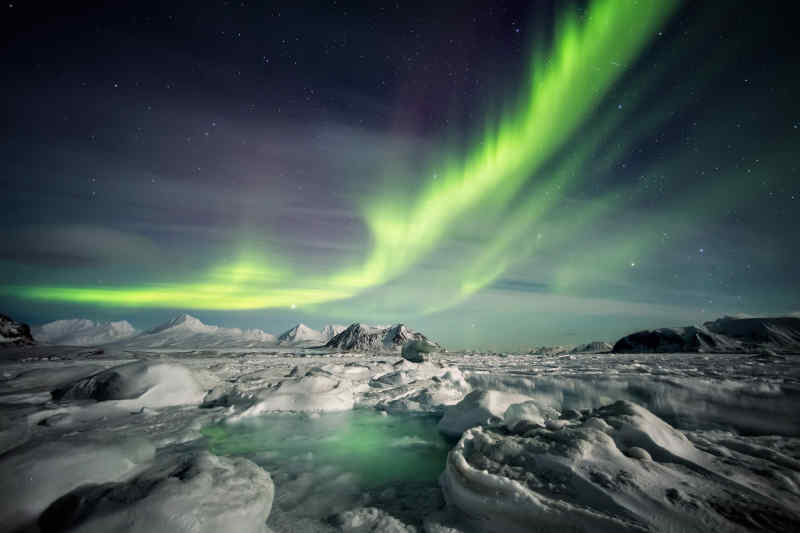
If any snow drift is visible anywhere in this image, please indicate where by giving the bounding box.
[52,360,205,408]
[438,389,533,438]
[440,400,800,532]
[38,451,274,533]
[231,367,355,417]
[401,338,442,362]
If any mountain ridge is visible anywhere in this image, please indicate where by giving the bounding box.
[0,313,34,345]
[34,319,137,346]
[613,316,800,354]
[325,322,442,352]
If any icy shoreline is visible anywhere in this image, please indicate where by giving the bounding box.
[1,346,799,531]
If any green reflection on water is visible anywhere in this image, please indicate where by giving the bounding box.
[203,410,450,488]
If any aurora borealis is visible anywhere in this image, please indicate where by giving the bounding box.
[2,1,799,349]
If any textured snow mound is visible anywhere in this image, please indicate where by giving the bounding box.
[326,322,442,352]
[38,451,274,533]
[52,360,205,407]
[115,314,276,349]
[613,315,800,353]
[232,367,354,417]
[401,338,441,363]
[372,363,471,413]
[0,313,34,344]
[438,390,533,438]
[33,318,136,346]
[440,400,800,532]
[332,507,416,533]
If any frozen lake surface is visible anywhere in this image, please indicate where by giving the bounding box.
[204,411,449,527]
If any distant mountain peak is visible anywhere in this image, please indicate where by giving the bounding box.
[32,318,136,346]
[0,313,34,345]
[320,324,346,341]
[166,313,201,327]
[113,315,275,349]
[148,313,215,334]
[277,323,324,345]
[613,315,800,354]
[325,322,441,352]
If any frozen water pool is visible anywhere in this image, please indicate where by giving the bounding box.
[203,410,451,529]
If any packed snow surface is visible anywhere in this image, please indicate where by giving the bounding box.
[2,315,800,532]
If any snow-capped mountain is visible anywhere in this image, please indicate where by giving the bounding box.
[613,316,800,354]
[528,341,612,356]
[33,319,137,346]
[320,324,346,341]
[570,341,613,354]
[277,323,324,345]
[528,345,574,356]
[112,314,276,350]
[146,313,217,335]
[0,313,34,345]
[325,323,441,352]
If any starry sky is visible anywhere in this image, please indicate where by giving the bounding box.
[1,1,798,350]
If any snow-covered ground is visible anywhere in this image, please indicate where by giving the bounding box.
[1,343,799,532]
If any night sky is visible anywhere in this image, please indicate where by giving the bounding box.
[2,1,798,350]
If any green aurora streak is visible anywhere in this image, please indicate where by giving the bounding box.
[9,0,682,312]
